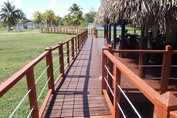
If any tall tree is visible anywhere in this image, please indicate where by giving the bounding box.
[53,15,62,26]
[68,3,82,14]
[70,11,85,33]
[0,1,25,31]
[42,9,55,27]
[84,10,96,24]
[33,11,43,25]
[70,11,85,27]
[62,15,71,26]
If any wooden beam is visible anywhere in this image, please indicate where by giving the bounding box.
[161,45,172,93]
[113,23,117,49]
[108,23,112,44]
[120,20,126,57]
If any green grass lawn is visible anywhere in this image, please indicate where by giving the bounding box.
[0,31,74,117]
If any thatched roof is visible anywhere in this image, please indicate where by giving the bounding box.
[95,0,177,33]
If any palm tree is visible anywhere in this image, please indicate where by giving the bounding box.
[33,11,43,27]
[68,3,82,14]
[70,11,85,33]
[71,11,85,27]
[63,15,71,26]
[0,1,25,31]
[53,15,62,26]
[42,9,55,27]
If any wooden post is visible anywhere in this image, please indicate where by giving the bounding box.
[104,25,106,39]
[94,29,98,38]
[113,23,117,49]
[154,92,177,118]
[161,45,172,93]
[45,47,55,93]
[113,65,121,118]
[78,34,80,51]
[139,53,146,78]
[120,22,126,57]
[106,24,109,42]
[71,37,75,59]
[58,42,64,77]
[108,45,113,89]
[75,36,78,54]
[80,34,82,48]
[26,68,39,118]
[108,23,112,44]
[67,41,70,63]
[102,47,108,93]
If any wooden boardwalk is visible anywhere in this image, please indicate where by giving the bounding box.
[42,36,112,118]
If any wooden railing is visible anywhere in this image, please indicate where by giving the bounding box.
[0,29,88,118]
[102,45,177,118]
[41,27,87,34]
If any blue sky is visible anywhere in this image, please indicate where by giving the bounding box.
[0,0,101,19]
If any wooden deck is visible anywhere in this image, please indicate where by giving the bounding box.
[42,36,112,118]
[114,54,177,94]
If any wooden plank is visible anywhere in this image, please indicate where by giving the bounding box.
[42,35,111,118]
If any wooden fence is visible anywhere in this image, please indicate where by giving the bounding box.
[102,45,177,118]
[41,27,87,34]
[0,29,88,118]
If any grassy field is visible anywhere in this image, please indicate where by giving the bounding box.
[0,31,74,117]
[97,26,141,38]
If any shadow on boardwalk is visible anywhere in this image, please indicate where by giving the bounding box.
[42,36,111,118]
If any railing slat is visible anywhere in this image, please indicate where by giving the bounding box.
[113,65,121,118]
[161,46,172,93]
[58,42,64,77]
[45,47,55,93]
[26,68,39,118]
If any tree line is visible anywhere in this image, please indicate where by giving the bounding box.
[33,3,96,28]
[0,1,96,31]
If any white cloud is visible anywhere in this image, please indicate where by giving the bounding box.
[83,8,89,14]
[47,0,57,10]
[57,3,70,17]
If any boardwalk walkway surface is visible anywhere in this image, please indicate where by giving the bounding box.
[42,35,112,118]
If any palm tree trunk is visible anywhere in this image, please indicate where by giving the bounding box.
[8,23,11,32]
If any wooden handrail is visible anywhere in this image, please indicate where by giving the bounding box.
[63,39,71,44]
[102,46,177,118]
[172,50,177,54]
[103,49,160,103]
[51,45,59,51]
[0,51,48,97]
[0,28,88,118]
[113,49,167,53]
